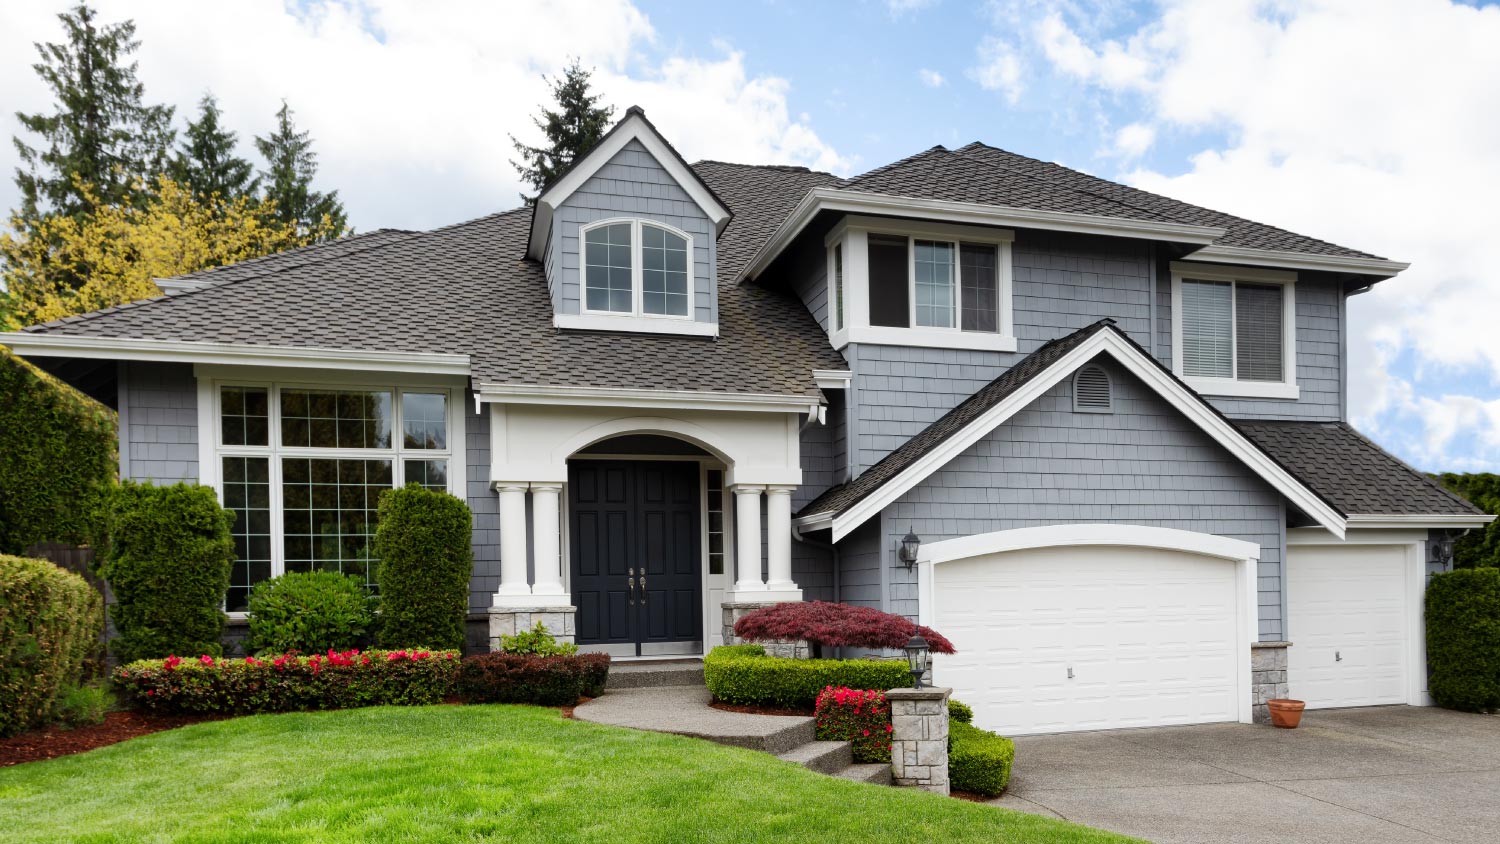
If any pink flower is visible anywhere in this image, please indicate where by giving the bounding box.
[163,655,182,671]
[199,655,215,666]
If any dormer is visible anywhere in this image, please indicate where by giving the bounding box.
[526,106,732,337]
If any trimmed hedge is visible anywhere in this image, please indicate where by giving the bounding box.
[95,482,234,662]
[114,649,459,714]
[948,698,974,724]
[375,486,473,650]
[950,721,1016,797]
[456,652,610,706]
[704,644,911,709]
[0,554,104,736]
[0,348,117,555]
[1426,567,1500,712]
[246,571,375,655]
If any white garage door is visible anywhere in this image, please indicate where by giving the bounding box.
[932,545,1243,736]
[1287,544,1410,709]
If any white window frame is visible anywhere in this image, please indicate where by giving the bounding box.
[825,215,1016,353]
[195,369,468,616]
[578,217,696,322]
[1170,261,1299,400]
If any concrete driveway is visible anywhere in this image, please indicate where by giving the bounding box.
[990,706,1500,844]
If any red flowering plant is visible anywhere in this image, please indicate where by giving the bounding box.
[733,601,956,659]
[816,686,893,763]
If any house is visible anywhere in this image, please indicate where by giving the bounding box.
[4,107,1490,735]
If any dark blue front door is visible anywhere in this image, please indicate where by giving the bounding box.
[569,460,702,655]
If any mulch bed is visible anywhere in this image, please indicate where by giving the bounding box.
[951,790,994,803]
[0,710,225,768]
[708,700,814,717]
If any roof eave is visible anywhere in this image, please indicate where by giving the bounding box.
[1345,513,1495,529]
[1185,244,1409,278]
[0,333,472,376]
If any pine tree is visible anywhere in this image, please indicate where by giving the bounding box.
[11,3,175,222]
[170,93,257,201]
[254,101,347,241]
[510,59,615,203]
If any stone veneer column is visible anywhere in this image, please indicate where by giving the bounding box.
[732,485,765,595]
[529,483,565,600]
[1252,641,1291,724]
[888,686,952,795]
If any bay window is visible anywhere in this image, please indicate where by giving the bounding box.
[1171,261,1298,399]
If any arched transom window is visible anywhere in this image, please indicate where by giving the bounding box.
[582,219,692,318]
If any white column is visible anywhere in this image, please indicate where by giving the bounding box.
[763,485,801,600]
[530,482,565,600]
[492,483,532,605]
[733,484,766,594]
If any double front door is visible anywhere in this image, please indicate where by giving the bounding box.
[569,460,703,656]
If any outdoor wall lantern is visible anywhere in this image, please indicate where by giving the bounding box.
[904,634,930,689]
[899,528,921,569]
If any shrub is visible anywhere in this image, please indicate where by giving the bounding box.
[374,486,472,650]
[1435,474,1500,568]
[456,652,601,706]
[499,622,578,656]
[52,683,113,728]
[0,348,117,555]
[577,652,611,698]
[732,601,956,657]
[948,698,974,724]
[246,571,375,655]
[0,554,104,736]
[704,644,911,709]
[114,649,459,714]
[95,482,233,662]
[949,721,1016,797]
[1426,567,1500,712]
[816,686,893,762]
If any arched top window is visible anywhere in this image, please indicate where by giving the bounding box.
[581,218,693,319]
[1073,365,1113,413]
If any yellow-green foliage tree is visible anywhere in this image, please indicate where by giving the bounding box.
[0,176,345,329]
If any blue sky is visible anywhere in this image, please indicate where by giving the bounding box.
[2,0,1498,473]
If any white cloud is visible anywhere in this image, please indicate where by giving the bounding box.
[0,0,849,232]
[1039,0,1500,470]
[918,68,946,88]
[1111,122,1155,159]
[970,37,1024,103]
[888,0,939,15]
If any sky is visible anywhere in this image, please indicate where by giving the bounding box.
[1,0,1498,473]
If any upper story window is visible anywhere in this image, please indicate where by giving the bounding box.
[582,218,692,319]
[825,216,1016,353]
[1170,261,1299,400]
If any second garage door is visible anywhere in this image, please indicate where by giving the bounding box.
[932,544,1245,736]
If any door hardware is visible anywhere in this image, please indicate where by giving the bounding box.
[1335,650,1342,663]
[628,568,636,606]
[1067,666,1074,680]
[640,572,647,602]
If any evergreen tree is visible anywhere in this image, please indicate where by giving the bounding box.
[254,101,347,241]
[510,59,615,203]
[11,3,175,223]
[170,93,257,201]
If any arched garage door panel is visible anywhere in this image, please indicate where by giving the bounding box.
[933,545,1241,736]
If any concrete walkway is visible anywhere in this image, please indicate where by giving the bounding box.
[574,684,815,753]
[991,706,1500,844]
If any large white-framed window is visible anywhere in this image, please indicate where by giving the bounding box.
[1170,261,1299,400]
[825,215,1015,352]
[580,217,694,320]
[198,373,467,613]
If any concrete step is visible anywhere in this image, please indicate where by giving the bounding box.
[604,661,704,690]
[834,762,894,786]
[777,740,854,775]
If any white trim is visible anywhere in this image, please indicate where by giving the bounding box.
[553,313,717,337]
[813,369,852,391]
[1170,262,1299,399]
[577,217,698,323]
[841,325,1019,353]
[154,277,210,295]
[1,333,471,376]
[1345,513,1495,529]
[1186,244,1409,278]
[527,111,731,261]
[828,327,1346,541]
[475,382,817,414]
[745,187,1225,280]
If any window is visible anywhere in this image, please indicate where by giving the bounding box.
[582,218,694,319]
[832,243,845,331]
[914,240,956,327]
[212,382,457,611]
[1171,262,1297,399]
[706,469,726,576]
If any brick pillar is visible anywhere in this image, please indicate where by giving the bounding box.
[1252,641,1291,724]
[887,686,951,795]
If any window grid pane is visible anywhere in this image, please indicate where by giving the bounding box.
[1181,280,1234,378]
[220,386,269,446]
[1235,283,1284,382]
[706,469,725,576]
[959,243,998,333]
[280,389,392,449]
[641,225,690,316]
[401,392,447,449]
[281,457,392,590]
[404,459,448,492]
[914,240,955,328]
[833,244,844,331]
[584,223,634,313]
[223,456,271,611]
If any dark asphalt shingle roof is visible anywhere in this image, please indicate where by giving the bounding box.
[1236,421,1484,516]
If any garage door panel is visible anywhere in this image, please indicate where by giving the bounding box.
[1287,544,1410,710]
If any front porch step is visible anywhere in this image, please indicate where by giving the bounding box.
[776,740,853,775]
[835,762,894,786]
[603,661,704,690]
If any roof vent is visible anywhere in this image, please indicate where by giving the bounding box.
[1073,365,1113,413]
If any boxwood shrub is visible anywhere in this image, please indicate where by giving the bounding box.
[96,482,234,662]
[704,644,910,709]
[246,571,375,655]
[950,720,1016,797]
[948,698,974,724]
[456,652,610,706]
[374,486,472,650]
[0,554,104,736]
[1426,567,1500,712]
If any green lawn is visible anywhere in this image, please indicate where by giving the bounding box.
[0,705,1140,843]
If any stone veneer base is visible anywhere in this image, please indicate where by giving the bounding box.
[487,606,577,651]
[887,686,951,795]
[1252,641,1291,724]
[721,600,810,659]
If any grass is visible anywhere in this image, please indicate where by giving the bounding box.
[0,705,1141,843]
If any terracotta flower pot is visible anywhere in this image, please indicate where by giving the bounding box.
[1267,698,1306,729]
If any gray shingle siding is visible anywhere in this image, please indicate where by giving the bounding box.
[835,517,884,609]
[121,362,198,484]
[553,139,716,323]
[466,399,500,613]
[795,409,839,602]
[877,357,1288,640]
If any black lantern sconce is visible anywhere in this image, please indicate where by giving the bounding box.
[898,527,921,570]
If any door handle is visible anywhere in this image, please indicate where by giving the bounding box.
[1067,666,1074,680]
[628,567,635,606]
[640,571,647,602]
[1335,650,1342,663]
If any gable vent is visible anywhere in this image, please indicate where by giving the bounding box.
[1073,365,1113,413]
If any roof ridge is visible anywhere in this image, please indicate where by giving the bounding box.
[156,227,417,284]
[691,159,827,176]
[841,144,950,187]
